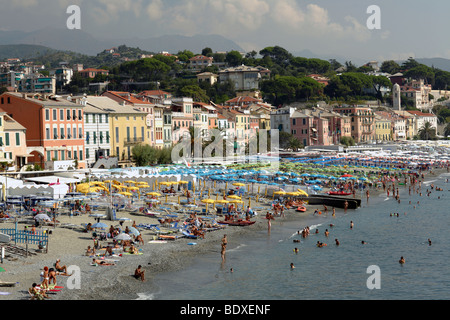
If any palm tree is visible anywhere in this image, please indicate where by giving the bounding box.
[418,121,436,140]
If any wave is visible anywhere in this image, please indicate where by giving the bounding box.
[227,243,247,253]
[135,292,157,300]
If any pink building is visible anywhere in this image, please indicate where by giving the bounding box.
[290,110,331,147]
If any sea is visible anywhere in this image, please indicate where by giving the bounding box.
[137,172,450,301]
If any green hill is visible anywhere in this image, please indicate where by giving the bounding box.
[0,44,57,60]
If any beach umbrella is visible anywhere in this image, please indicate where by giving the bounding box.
[201,199,215,204]
[227,195,241,199]
[91,222,108,229]
[233,183,246,187]
[115,233,132,241]
[117,217,132,222]
[127,226,140,236]
[34,213,51,221]
[146,192,161,197]
[214,199,229,204]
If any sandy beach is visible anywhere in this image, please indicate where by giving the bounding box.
[0,192,288,300]
[0,165,445,301]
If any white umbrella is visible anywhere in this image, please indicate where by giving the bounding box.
[115,233,132,241]
[34,213,51,221]
[127,226,140,236]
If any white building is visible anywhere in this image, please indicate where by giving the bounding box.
[78,96,111,166]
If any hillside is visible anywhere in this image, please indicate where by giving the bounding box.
[0,44,57,60]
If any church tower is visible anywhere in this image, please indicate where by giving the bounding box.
[393,83,401,110]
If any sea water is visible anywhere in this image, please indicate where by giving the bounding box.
[140,172,450,300]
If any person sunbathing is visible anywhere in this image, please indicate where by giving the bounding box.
[91,258,115,266]
[55,259,69,275]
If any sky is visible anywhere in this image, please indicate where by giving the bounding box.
[1,0,449,62]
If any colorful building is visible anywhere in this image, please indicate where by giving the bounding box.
[0,92,86,169]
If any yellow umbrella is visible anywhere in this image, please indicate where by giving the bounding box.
[159,181,173,186]
[229,199,243,204]
[201,199,216,204]
[124,180,136,184]
[297,189,309,197]
[127,186,140,191]
[227,195,241,199]
[118,191,132,197]
[273,191,286,195]
[232,183,245,186]
[215,199,229,204]
[286,192,301,196]
[146,192,161,197]
[178,181,188,184]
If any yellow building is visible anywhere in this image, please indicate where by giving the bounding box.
[374,114,392,141]
[83,96,149,164]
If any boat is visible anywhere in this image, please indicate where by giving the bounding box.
[218,219,256,226]
[296,206,306,212]
[327,191,352,196]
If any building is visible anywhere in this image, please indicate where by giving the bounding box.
[0,109,29,170]
[196,72,218,85]
[49,66,73,90]
[333,106,376,143]
[401,79,433,111]
[218,65,263,92]
[188,55,213,71]
[78,68,109,79]
[270,106,296,134]
[102,91,154,147]
[18,73,56,94]
[163,108,172,149]
[374,113,393,141]
[73,96,112,167]
[290,109,331,147]
[84,96,148,164]
[0,92,86,169]
[171,97,194,144]
[406,110,438,136]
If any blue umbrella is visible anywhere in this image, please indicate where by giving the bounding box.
[91,222,108,229]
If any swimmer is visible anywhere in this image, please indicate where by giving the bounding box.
[399,256,405,264]
[324,229,329,237]
[361,241,366,245]
[290,263,295,269]
[350,221,354,229]
[428,239,432,246]
[335,238,340,246]
[293,239,300,243]
[294,248,299,254]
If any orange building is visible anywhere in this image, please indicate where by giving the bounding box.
[0,92,86,169]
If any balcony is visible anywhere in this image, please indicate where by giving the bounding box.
[124,137,144,145]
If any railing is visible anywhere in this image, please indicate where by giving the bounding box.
[124,137,144,145]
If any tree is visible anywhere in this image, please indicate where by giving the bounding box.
[225,50,243,67]
[201,47,213,57]
[417,122,436,140]
[340,136,355,147]
[131,144,159,166]
[178,85,209,103]
[380,60,401,74]
[444,123,450,137]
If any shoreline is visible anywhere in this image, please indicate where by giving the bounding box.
[0,168,446,300]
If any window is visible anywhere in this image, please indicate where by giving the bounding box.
[46,128,50,140]
[79,150,83,161]
[47,151,51,161]
[53,128,58,139]
[116,127,119,143]
[60,109,64,121]
[53,109,57,121]
[67,109,71,120]
[15,132,20,146]
[86,148,89,159]
[61,150,65,160]
[60,127,65,139]
[78,110,82,120]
